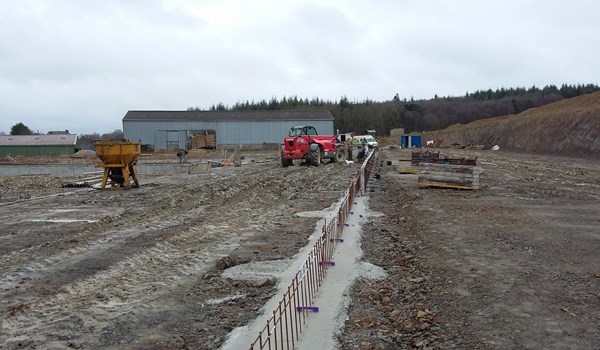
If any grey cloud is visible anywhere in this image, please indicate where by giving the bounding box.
[0,0,598,134]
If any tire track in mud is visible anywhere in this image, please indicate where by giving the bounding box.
[0,166,271,270]
[2,224,240,346]
[0,162,355,347]
[0,166,276,283]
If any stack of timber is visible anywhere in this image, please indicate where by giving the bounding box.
[191,134,216,149]
[418,163,482,190]
[412,151,440,166]
[412,151,477,166]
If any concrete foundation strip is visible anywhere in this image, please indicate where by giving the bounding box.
[249,149,377,350]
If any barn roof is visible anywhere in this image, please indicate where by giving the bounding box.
[0,134,78,146]
[122,110,334,122]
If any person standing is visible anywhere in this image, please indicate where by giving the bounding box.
[361,137,367,151]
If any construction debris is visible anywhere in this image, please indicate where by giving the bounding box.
[62,174,104,188]
[418,163,482,190]
[70,150,97,159]
[412,151,440,166]
[0,156,17,163]
[188,162,210,174]
[232,147,242,167]
[465,144,486,150]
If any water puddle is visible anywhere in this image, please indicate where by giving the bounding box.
[27,219,98,223]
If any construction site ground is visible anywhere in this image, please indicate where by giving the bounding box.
[1,148,599,349]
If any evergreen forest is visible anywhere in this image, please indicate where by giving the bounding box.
[189,83,599,135]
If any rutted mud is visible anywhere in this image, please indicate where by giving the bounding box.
[0,157,356,349]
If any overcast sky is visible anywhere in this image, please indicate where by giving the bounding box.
[1,0,598,134]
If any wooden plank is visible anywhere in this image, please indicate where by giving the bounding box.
[418,181,479,190]
[419,164,482,173]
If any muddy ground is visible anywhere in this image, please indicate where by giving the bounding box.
[1,149,599,349]
[339,148,600,350]
[0,153,356,349]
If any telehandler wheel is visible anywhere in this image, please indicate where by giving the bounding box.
[334,148,348,163]
[309,148,321,166]
[281,156,293,167]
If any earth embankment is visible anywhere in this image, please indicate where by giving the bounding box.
[423,91,600,157]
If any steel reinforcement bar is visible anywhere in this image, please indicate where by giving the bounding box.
[249,149,377,350]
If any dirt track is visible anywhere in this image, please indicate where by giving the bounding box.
[1,149,600,349]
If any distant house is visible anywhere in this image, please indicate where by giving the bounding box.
[0,134,79,157]
[122,110,335,150]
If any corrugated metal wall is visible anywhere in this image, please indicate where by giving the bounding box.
[124,120,334,149]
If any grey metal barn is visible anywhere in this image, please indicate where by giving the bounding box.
[122,110,334,150]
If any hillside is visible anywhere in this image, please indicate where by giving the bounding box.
[423,91,600,157]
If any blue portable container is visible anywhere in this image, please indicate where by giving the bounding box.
[400,134,422,148]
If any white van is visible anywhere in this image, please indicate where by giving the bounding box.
[352,135,378,148]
